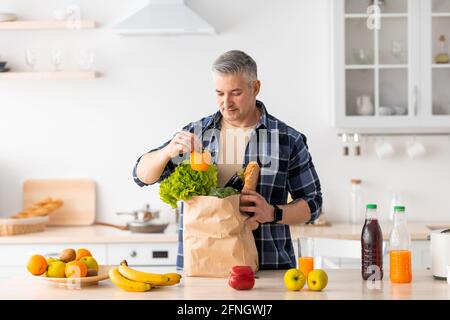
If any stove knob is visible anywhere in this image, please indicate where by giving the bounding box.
[129,250,137,258]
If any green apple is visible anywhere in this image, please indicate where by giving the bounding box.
[46,257,59,264]
[284,268,306,291]
[80,256,99,272]
[47,261,66,278]
[307,269,328,291]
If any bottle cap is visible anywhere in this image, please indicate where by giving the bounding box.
[394,205,405,212]
[366,204,377,209]
[351,179,362,184]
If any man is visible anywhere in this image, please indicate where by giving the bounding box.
[133,50,322,270]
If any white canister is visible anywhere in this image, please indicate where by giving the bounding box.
[447,266,450,284]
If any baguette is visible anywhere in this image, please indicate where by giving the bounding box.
[10,197,64,219]
[240,162,261,230]
[242,161,260,191]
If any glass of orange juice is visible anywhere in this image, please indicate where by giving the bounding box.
[298,237,314,277]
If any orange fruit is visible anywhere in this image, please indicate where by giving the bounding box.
[190,150,211,171]
[65,260,88,278]
[76,248,92,261]
[27,255,48,275]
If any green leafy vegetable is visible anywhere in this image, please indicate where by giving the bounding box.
[159,160,218,208]
[208,186,239,199]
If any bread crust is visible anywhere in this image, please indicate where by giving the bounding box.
[243,161,260,191]
[10,197,64,219]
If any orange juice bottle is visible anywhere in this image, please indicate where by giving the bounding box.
[388,205,412,283]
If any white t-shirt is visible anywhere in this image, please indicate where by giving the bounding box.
[217,119,257,187]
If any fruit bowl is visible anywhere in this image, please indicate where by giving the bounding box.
[33,265,112,288]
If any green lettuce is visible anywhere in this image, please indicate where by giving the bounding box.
[159,160,218,208]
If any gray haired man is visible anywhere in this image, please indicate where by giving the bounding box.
[133,50,322,270]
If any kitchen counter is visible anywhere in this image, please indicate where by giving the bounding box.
[0,267,448,300]
[0,224,178,244]
[292,222,450,241]
[1,221,447,244]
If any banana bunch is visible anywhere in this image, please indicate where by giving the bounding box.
[108,260,182,292]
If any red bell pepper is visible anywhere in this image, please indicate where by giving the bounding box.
[228,265,255,290]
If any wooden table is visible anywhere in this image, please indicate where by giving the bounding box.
[0,268,448,300]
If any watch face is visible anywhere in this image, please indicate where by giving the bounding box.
[274,206,282,222]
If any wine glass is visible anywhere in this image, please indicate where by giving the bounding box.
[25,49,37,71]
[51,48,62,71]
[390,40,404,63]
[78,50,94,71]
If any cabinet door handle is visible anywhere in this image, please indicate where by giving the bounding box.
[152,251,169,259]
[413,85,419,116]
[129,250,137,258]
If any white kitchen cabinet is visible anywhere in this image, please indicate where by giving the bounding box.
[309,238,431,271]
[0,241,177,278]
[0,244,107,267]
[106,243,177,266]
[0,243,107,279]
[332,0,450,133]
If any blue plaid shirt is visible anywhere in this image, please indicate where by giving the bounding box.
[133,100,322,270]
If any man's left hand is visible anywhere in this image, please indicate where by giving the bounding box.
[240,189,275,227]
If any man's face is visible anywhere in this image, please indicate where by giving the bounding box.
[214,72,260,123]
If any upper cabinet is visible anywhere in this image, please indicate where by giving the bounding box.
[332,0,450,133]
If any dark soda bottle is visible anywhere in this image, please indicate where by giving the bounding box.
[361,204,383,280]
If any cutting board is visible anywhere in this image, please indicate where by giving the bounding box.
[23,179,96,226]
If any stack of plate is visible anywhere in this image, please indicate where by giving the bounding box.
[0,13,17,22]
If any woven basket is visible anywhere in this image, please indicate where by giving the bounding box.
[0,216,49,236]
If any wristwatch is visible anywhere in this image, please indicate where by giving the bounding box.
[272,205,283,223]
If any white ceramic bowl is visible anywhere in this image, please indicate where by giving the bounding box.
[379,106,394,116]
[392,105,407,115]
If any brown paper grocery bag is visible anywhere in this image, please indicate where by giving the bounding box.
[183,194,259,277]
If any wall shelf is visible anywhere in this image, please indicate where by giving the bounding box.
[0,20,97,30]
[431,13,450,17]
[345,65,375,70]
[432,64,450,68]
[344,13,408,19]
[345,64,409,70]
[0,71,99,80]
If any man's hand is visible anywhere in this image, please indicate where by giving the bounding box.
[163,131,202,159]
[239,189,275,227]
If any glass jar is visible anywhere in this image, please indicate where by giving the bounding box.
[350,179,363,225]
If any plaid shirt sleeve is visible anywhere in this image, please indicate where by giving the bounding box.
[132,123,194,187]
[287,133,322,223]
[132,139,176,187]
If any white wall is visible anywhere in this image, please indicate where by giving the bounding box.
[1,0,449,225]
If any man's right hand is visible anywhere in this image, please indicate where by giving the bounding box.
[164,131,202,159]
